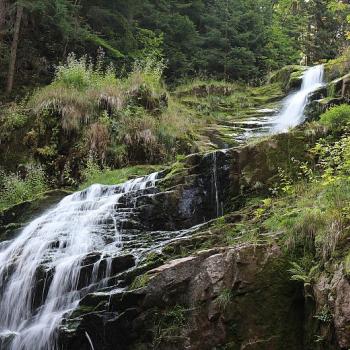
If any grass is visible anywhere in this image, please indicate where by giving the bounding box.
[129,273,151,290]
[79,164,162,190]
[215,288,233,311]
[0,166,48,211]
[152,305,188,349]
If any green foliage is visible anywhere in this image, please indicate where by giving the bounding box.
[79,162,161,190]
[288,261,319,287]
[25,53,192,183]
[314,305,333,323]
[0,165,48,210]
[215,288,233,311]
[30,53,123,131]
[1,0,349,96]
[53,53,117,90]
[319,104,350,130]
[152,305,188,349]
[0,103,29,141]
[129,274,150,290]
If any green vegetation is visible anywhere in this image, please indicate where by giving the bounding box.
[319,104,350,130]
[79,162,161,190]
[0,165,48,211]
[0,54,194,187]
[0,0,349,98]
[215,288,233,312]
[129,273,151,290]
[152,305,188,349]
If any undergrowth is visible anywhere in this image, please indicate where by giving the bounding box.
[0,165,48,210]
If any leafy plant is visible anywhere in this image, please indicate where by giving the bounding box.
[314,305,333,323]
[215,288,233,311]
[0,165,48,210]
[288,261,319,290]
[319,104,350,131]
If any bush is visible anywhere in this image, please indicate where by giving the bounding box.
[319,104,350,130]
[0,165,48,210]
[25,53,193,183]
[30,54,124,132]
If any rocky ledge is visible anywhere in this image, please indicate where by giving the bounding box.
[59,242,304,350]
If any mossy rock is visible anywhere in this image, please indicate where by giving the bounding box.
[269,65,306,91]
[0,190,71,241]
[286,69,306,91]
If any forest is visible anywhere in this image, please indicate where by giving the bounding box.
[1,1,350,350]
[0,0,349,95]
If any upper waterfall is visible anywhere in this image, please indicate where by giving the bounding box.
[272,64,324,132]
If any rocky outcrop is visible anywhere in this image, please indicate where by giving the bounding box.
[304,262,350,350]
[269,65,306,92]
[59,243,304,350]
[0,190,70,241]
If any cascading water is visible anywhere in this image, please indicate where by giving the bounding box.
[272,64,324,132]
[0,172,165,350]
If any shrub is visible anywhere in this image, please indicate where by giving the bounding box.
[319,104,350,130]
[30,54,125,132]
[0,165,48,210]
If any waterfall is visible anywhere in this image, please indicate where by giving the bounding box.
[272,65,324,132]
[0,173,160,350]
[211,152,223,218]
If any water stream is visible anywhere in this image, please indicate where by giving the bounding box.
[235,64,325,141]
[0,172,179,350]
[0,64,325,350]
[271,64,324,132]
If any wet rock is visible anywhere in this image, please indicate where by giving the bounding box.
[0,190,71,241]
[60,243,304,350]
[305,97,346,121]
[78,254,135,289]
[269,65,307,91]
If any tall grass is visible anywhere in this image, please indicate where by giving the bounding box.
[0,166,48,210]
[27,53,193,180]
[30,54,125,132]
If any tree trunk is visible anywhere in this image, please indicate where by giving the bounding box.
[0,0,7,40]
[6,4,23,95]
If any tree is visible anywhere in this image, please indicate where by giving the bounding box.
[6,3,23,94]
[0,0,7,40]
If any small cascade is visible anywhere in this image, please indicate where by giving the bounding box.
[272,65,324,132]
[211,152,223,218]
[0,172,167,350]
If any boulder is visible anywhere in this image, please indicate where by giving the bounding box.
[59,243,304,350]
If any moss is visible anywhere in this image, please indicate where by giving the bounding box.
[144,252,165,266]
[344,253,350,276]
[286,70,306,91]
[129,273,151,290]
[79,164,162,190]
[269,65,306,90]
[226,256,303,349]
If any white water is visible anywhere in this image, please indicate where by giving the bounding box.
[0,172,159,350]
[272,65,324,132]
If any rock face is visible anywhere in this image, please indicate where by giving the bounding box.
[2,126,350,350]
[59,243,304,350]
[305,263,350,350]
[0,190,71,241]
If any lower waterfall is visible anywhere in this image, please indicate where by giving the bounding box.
[0,172,174,350]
